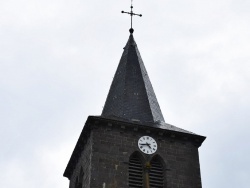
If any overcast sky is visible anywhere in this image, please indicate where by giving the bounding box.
[1,0,250,187]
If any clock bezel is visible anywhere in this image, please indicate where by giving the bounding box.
[138,136,158,155]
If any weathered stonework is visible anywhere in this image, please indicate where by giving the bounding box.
[69,133,92,188]
[65,116,204,188]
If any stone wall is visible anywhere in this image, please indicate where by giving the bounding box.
[83,121,203,188]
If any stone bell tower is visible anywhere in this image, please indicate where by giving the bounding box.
[63,5,205,188]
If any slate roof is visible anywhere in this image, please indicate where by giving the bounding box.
[102,34,165,124]
[101,34,196,135]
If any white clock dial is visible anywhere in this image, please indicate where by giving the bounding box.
[138,136,157,154]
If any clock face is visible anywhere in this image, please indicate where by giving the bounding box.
[138,136,157,154]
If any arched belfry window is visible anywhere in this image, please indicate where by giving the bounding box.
[149,156,164,188]
[128,153,165,188]
[128,152,144,188]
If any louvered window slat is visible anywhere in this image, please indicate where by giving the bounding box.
[129,155,143,188]
[149,159,164,188]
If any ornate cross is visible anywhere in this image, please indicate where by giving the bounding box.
[121,1,142,33]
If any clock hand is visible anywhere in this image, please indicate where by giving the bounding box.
[146,142,151,149]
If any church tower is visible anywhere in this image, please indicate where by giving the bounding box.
[64,5,205,188]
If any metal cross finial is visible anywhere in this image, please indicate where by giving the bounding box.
[121,1,142,33]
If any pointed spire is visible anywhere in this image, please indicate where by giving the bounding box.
[101,34,165,125]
